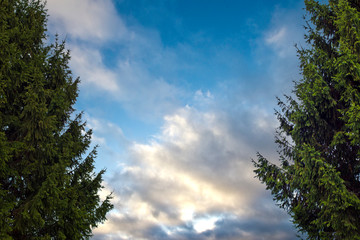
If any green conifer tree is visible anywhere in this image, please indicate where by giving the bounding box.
[253,0,360,239]
[0,0,113,239]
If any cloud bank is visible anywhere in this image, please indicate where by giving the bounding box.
[92,104,296,239]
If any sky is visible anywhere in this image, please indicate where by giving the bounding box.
[46,0,307,239]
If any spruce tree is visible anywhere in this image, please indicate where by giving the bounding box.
[0,0,113,239]
[253,0,360,239]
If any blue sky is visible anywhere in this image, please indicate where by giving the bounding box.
[46,0,306,239]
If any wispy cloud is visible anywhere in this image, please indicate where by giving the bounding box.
[266,27,287,45]
[47,0,184,120]
[70,46,120,92]
[263,5,305,59]
[46,0,127,42]
[82,113,130,173]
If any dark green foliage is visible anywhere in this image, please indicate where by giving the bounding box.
[253,0,360,239]
[0,0,113,239]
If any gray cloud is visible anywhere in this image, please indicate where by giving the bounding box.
[91,102,297,239]
[210,217,296,240]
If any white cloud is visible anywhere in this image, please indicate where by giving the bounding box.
[46,0,183,120]
[70,46,120,92]
[113,58,181,118]
[93,105,292,239]
[263,5,305,59]
[193,216,219,233]
[265,26,293,58]
[194,89,214,107]
[46,0,127,42]
[266,27,287,45]
[68,44,180,119]
[82,114,130,172]
[85,114,126,144]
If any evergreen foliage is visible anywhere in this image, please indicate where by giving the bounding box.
[253,0,360,239]
[0,0,113,239]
